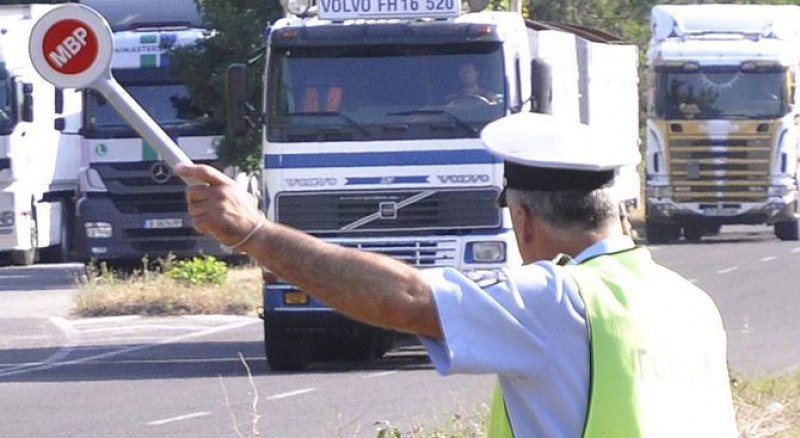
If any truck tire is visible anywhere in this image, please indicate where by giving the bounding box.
[682,225,704,242]
[645,221,680,244]
[774,220,800,241]
[265,330,312,372]
[11,213,37,266]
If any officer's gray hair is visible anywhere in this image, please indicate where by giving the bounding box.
[505,187,619,232]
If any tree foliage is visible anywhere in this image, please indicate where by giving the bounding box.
[169,0,282,172]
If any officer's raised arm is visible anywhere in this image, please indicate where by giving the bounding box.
[176,163,443,339]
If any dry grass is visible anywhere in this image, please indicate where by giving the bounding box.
[733,371,800,438]
[72,262,262,317]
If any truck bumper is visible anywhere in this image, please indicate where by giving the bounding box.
[75,195,235,262]
[263,308,395,340]
[646,197,797,226]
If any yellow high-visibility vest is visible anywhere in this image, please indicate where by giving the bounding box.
[488,247,737,437]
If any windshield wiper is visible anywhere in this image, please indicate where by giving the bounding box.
[386,110,478,135]
[290,111,370,138]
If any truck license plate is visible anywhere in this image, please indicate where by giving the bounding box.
[703,208,738,216]
[144,218,183,229]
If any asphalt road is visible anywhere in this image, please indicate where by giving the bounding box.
[0,224,798,437]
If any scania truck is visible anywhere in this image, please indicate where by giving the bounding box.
[230,0,641,370]
[75,0,254,263]
[0,4,81,266]
[646,4,800,243]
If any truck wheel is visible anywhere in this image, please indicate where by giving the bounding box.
[11,214,38,266]
[774,220,800,241]
[265,330,312,372]
[341,334,381,362]
[682,225,704,242]
[645,221,680,244]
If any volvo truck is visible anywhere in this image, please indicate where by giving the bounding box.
[230,0,641,370]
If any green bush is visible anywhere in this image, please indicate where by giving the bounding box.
[165,256,228,286]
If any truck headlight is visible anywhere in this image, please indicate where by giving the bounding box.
[768,185,790,197]
[85,222,113,239]
[466,241,506,263]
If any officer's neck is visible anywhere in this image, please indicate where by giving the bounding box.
[525,223,618,264]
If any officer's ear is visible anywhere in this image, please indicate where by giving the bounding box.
[509,201,537,244]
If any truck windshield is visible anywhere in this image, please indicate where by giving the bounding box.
[84,69,220,137]
[267,43,505,142]
[653,66,789,120]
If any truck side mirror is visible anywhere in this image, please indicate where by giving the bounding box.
[22,82,33,123]
[531,59,552,115]
[55,88,64,114]
[226,63,248,137]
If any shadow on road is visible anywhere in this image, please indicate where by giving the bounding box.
[0,340,433,383]
[0,263,85,292]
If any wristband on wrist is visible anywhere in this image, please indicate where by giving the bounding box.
[227,212,266,250]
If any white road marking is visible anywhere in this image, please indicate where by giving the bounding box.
[147,411,211,426]
[79,325,215,334]
[363,371,397,379]
[266,388,316,400]
[0,317,260,378]
[0,317,76,374]
[717,266,739,274]
[792,247,800,253]
[761,256,777,262]
[68,315,140,326]
[688,279,698,283]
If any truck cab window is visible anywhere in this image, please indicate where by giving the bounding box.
[656,66,788,120]
[84,69,220,136]
[267,43,505,142]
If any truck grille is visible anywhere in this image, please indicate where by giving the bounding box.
[275,188,501,233]
[334,238,458,267]
[92,160,222,213]
[667,130,772,203]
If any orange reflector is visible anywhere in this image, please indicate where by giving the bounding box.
[283,291,309,305]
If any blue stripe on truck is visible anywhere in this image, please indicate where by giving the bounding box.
[264,149,500,168]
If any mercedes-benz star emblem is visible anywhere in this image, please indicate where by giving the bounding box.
[150,162,172,184]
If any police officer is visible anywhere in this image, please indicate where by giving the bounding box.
[177,112,738,437]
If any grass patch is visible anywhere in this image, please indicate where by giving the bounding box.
[72,256,262,317]
[733,371,800,438]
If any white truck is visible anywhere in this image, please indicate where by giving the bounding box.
[228,1,640,370]
[74,0,251,263]
[0,4,81,266]
[646,4,800,243]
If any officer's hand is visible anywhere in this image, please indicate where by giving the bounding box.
[176,163,263,249]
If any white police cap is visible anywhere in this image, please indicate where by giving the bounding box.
[480,113,637,205]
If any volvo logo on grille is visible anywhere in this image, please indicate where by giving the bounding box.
[379,202,398,219]
[437,174,490,184]
[150,162,172,184]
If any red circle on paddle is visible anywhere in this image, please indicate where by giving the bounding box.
[41,19,99,75]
